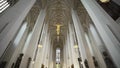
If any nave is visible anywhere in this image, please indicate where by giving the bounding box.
[0,0,120,68]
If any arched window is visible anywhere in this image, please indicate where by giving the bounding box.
[56,48,60,63]
[56,48,60,68]
[0,0,10,13]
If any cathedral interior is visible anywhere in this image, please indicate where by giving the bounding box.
[0,0,120,68]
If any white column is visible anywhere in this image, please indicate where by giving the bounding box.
[80,0,120,67]
[63,42,67,68]
[39,24,49,67]
[85,33,94,56]
[81,0,120,41]
[67,33,72,66]
[46,38,51,68]
[63,45,65,68]
[48,42,53,68]
[33,23,47,68]
[89,24,106,52]
[0,0,36,57]
[53,48,56,68]
[69,23,79,68]
[43,33,50,67]
[20,9,46,68]
[72,9,95,68]
[65,42,68,68]
[33,47,41,68]
[88,28,107,68]
[67,39,73,66]
[65,39,70,68]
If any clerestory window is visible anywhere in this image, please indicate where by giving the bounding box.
[0,0,10,13]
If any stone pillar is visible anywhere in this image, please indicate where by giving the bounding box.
[89,24,106,52]
[85,33,94,56]
[33,47,41,68]
[64,44,67,68]
[60,47,63,68]
[39,23,49,68]
[20,9,46,68]
[87,28,107,68]
[53,47,56,68]
[43,33,50,67]
[67,33,72,66]
[68,23,79,68]
[65,38,70,68]
[72,9,95,68]
[33,23,48,68]
[80,0,120,67]
[63,41,67,68]
[46,37,51,68]
[48,42,53,68]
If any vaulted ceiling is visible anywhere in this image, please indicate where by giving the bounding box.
[27,0,89,48]
[43,0,88,48]
[46,0,71,48]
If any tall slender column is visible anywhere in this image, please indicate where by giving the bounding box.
[39,24,49,67]
[63,45,66,68]
[61,49,63,68]
[72,9,95,68]
[34,47,41,68]
[89,24,106,52]
[80,0,120,67]
[33,24,46,68]
[65,42,68,68]
[53,47,56,68]
[69,23,79,68]
[67,33,72,66]
[20,9,46,68]
[43,33,50,67]
[46,38,51,68]
[88,28,107,68]
[48,42,53,68]
[81,0,120,41]
[68,45,72,66]
[63,42,67,68]
[34,25,48,68]
[65,39,70,68]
